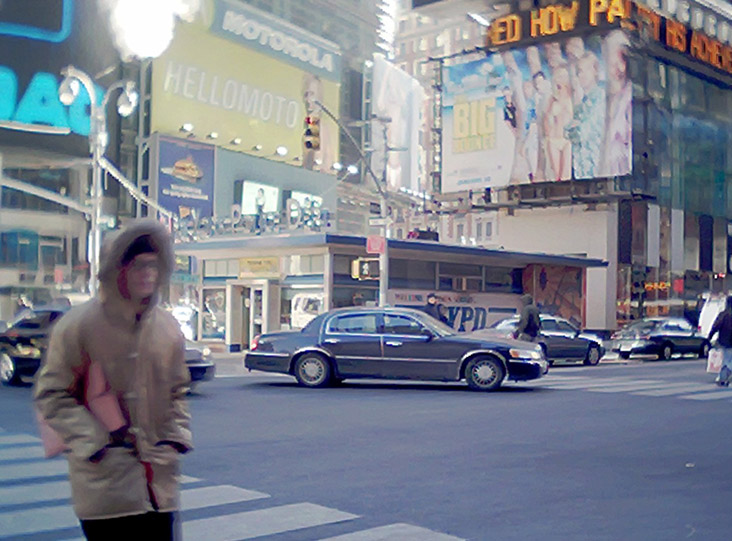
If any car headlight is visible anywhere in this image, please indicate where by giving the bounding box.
[15,345,41,358]
[201,347,212,358]
[509,348,542,360]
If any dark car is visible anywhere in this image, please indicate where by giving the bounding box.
[0,308,66,386]
[0,308,216,389]
[244,307,548,391]
[488,315,605,366]
[185,341,216,390]
[609,317,710,360]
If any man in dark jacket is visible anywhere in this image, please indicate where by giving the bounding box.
[423,293,448,324]
[514,294,541,342]
[708,295,732,386]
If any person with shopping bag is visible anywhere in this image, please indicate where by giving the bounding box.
[34,220,192,540]
[707,295,732,387]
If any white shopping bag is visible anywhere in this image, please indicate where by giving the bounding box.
[707,347,723,374]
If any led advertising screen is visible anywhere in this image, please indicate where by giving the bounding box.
[241,181,279,215]
[441,30,632,193]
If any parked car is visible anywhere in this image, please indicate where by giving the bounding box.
[0,308,66,386]
[185,341,216,390]
[0,307,216,389]
[609,317,710,360]
[488,315,605,366]
[245,306,548,391]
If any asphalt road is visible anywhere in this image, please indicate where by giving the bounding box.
[1,359,731,540]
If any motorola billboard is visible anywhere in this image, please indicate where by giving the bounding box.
[0,0,121,157]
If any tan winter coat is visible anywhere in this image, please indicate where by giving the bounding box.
[34,220,192,520]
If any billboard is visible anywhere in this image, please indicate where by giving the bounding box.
[441,30,632,193]
[370,54,425,194]
[157,136,215,219]
[151,0,340,173]
[0,0,121,156]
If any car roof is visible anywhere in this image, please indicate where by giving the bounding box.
[325,306,428,318]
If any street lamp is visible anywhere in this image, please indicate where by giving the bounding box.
[58,65,139,295]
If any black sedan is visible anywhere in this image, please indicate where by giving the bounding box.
[488,314,605,366]
[0,308,215,388]
[245,307,549,391]
[0,308,66,385]
[610,317,710,360]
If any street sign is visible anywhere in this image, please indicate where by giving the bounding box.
[367,235,386,254]
[369,216,388,227]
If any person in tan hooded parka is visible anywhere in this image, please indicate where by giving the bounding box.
[34,219,192,540]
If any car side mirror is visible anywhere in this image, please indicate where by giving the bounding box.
[421,328,434,341]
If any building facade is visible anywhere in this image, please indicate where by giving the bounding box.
[410,0,732,330]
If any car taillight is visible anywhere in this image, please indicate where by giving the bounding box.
[250,335,260,351]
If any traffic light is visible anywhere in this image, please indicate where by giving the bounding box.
[351,257,380,280]
[304,116,320,150]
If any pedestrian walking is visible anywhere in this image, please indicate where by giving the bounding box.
[34,220,192,540]
[708,295,732,386]
[423,293,448,324]
[514,294,541,342]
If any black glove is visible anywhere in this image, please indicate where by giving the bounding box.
[155,440,189,454]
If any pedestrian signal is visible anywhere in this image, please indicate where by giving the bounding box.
[304,116,320,150]
[351,257,379,280]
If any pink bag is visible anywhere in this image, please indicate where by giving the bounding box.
[707,347,723,374]
[36,359,126,458]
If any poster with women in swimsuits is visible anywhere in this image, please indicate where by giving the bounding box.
[441,30,632,194]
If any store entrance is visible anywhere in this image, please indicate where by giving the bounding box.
[225,280,279,352]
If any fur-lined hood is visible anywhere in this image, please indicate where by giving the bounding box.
[98,219,175,299]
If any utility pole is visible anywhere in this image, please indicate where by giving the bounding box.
[314,100,391,306]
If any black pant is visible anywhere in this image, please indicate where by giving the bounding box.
[80,511,175,540]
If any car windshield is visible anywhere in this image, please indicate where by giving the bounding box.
[624,320,662,333]
[408,311,455,337]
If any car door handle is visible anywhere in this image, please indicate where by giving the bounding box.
[324,338,340,344]
[385,340,402,347]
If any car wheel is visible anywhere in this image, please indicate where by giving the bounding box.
[465,356,505,391]
[293,353,332,388]
[584,345,602,366]
[0,353,20,386]
[699,341,710,359]
[659,343,673,361]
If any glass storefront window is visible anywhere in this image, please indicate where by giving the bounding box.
[281,288,324,330]
[202,288,226,339]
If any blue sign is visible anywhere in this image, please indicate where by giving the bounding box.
[211,0,341,82]
[0,0,73,43]
[0,0,121,155]
[158,137,215,219]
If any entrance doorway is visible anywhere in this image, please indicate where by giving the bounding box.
[225,280,280,352]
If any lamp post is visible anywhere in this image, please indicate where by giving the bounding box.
[314,100,391,307]
[58,66,138,295]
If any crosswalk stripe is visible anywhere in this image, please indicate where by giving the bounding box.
[0,433,40,446]
[533,377,635,387]
[320,522,465,540]
[0,445,46,462]
[633,384,714,396]
[679,389,732,400]
[182,502,359,540]
[586,382,677,392]
[0,480,70,506]
[181,474,201,484]
[537,379,651,390]
[0,502,77,537]
[181,485,269,511]
[0,459,67,482]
